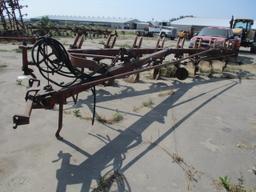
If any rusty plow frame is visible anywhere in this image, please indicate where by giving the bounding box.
[12,36,236,139]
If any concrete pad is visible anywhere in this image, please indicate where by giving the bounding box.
[0,39,256,192]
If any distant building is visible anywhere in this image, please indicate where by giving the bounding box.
[30,15,140,29]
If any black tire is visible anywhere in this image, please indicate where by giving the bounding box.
[148,32,154,37]
[233,48,239,57]
[170,37,175,40]
[250,46,256,54]
[175,67,189,80]
[160,32,166,38]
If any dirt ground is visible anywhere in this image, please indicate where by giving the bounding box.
[0,36,256,192]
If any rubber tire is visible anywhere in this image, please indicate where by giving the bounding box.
[250,46,256,54]
[175,68,189,80]
[160,32,166,38]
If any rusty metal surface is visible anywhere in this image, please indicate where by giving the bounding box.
[104,31,117,48]
[13,36,236,139]
[133,35,143,48]
[0,0,27,36]
[0,36,36,42]
[28,25,112,38]
[0,1,112,42]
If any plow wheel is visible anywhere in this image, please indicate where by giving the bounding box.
[175,67,189,80]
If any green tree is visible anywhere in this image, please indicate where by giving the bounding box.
[39,16,51,28]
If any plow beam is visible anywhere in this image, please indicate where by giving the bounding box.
[13,89,40,129]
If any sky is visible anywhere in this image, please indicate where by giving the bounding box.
[22,0,256,21]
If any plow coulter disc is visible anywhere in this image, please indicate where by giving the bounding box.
[211,60,226,72]
[199,59,226,73]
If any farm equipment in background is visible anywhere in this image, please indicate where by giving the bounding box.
[0,0,27,36]
[27,24,112,39]
[0,0,36,43]
[0,0,112,42]
[230,17,256,53]
[12,34,236,139]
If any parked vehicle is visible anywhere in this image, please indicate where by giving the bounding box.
[136,26,161,37]
[231,18,256,53]
[159,26,177,40]
[189,26,240,52]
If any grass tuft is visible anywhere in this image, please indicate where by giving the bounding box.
[96,111,124,124]
[112,111,124,122]
[172,152,184,163]
[218,176,256,192]
[142,98,154,108]
[73,109,82,118]
[132,98,155,112]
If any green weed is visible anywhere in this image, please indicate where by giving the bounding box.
[73,109,82,118]
[142,98,154,108]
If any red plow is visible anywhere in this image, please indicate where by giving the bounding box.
[13,34,236,139]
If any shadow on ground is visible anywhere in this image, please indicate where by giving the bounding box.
[54,78,238,192]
